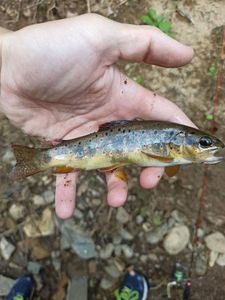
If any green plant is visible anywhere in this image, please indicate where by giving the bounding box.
[140,8,173,36]
[207,64,217,77]
[134,76,145,85]
[205,113,214,121]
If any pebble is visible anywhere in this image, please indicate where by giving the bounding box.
[216,253,225,266]
[100,277,116,290]
[104,263,121,279]
[122,245,133,258]
[9,203,26,220]
[146,223,168,245]
[205,232,225,253]
[163,225,190,255]
[195,256,207,275]
[2,149,15,164]
[99,243,114,259]
[209,250,219,267]
[136,215,144,224]
[0,275,15,296]
[114,245,122,257]
[197,228,205,239]
[0,237,15,260]
[120,228,134,241]
[74,209,84,220]
[67,276,88,300]
[140,254,148,263]
[42,190,54,204]
[92,198,101,206]
[116,207,130,224]
[57,219,96,259]
[23,207,55,238]
[148,253,159,262]
[113,235,122,245]
[27,261,43,274]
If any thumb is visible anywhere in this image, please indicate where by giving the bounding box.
[110,21,193,67]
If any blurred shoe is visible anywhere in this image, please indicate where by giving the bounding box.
[114,270,150,300]
[6,274,35,300]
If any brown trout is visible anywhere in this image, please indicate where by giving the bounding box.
[11,120,224,180]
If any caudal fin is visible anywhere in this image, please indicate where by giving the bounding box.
[11,144,42,180]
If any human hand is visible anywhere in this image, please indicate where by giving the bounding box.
[0,14,194,219]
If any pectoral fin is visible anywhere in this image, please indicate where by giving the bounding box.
[113,169,128,182]
[53,166,76,173]
[165,165,180,177]
[141,151,174,163]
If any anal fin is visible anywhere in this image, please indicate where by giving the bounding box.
[165,165,180,177]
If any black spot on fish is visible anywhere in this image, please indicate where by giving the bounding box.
[128,129,131,132]
[118,128,121,132]
[123,130,126,133]
[124,79,127,84]
[154,130,157,135]
[169,131,174,136]
[105,132,108,136]
[142,131,145,134]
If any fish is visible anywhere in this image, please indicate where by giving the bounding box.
[11,120,224,180]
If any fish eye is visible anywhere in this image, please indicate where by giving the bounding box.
[199,136,213,148]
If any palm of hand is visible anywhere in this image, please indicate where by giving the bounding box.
[0,14,194,218]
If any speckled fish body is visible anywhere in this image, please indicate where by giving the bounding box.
[11,120,224,179]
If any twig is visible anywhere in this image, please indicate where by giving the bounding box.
[86,0,91,13]
[189,26,225,278]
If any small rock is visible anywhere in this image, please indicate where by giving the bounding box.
[42,190,54,204]
[113,258,126,272]
[9,203,26,220]
[163,225,190,255]
[2,149,15,164]
[74,209,84,219]
[99,243,114,259]
[140,255,148,263]
[142,222,152,232]
[23,207,55,238]
[122,245,133,258]
[216,253,225,266]
[114,245,122,257]
[0,275,15,296]
[52,258,61,272]
[92,198,101,206]
[195,256,207,276]
[113,235,122,245]
[120,228,134,241]
[170,210,187,224]
[56,218,96,259]
[148,253,159,262]
[209,251,219,267]
[67,276,88,300]
[0,237,15,260]
[32,195,45,206]
[136,215,144,224]
[116,207,130,224]
[197,228,205,239]
[146,223,168,245]
[205,232,225,253]
[100,277,115,290]
[88,260,97,274]
[104,263,121,279]
[27,261,43,274]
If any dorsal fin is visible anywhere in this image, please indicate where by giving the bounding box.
[98,120,131,131]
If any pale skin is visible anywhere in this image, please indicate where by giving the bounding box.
[0,14,195,219]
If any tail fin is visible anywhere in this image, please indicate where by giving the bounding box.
[11,144,42,180]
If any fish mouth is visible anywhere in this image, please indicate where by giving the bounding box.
[203,147,224,165]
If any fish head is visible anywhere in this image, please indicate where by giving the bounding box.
[169,128,224,164]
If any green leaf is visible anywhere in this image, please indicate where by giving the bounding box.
[205,113,214,121]
[140,15,153,25]
[148,9,157,21]
[135,76,145,85]
[152,215,162,226]
[159,21,172,32]
[207,64,217,77]
[156,15,164,26]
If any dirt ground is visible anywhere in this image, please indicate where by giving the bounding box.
[0,0,225,299]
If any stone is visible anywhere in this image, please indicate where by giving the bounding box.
[99,243,114,259]
[209,251,219,267]
[113,235,122,245]
[27,261,43,274]
[23,207,55,238]
[104,263,121,279]
[216,253,225,266]
[136,215,144,224]
[9,203,26,220]
[56,219,96,259]
[195,256,207,276]
[114,245,122,257]
[116,207,130,224]
[100,277,116,290]
[0,237,15,260]
[66,276,88,300]
[120,228,134,241]
[146,223,168,245]
[0,275,15,296]
[122,245,133,258]
[205,232,225,253]
[163,225,190,255]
